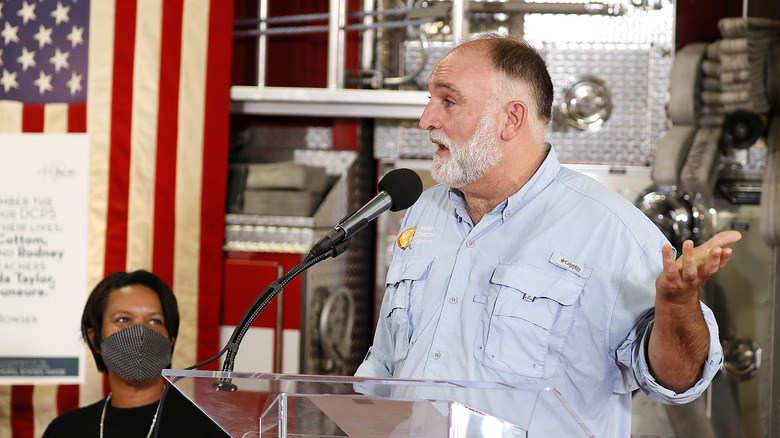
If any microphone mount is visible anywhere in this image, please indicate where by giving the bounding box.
[217,240,349,378]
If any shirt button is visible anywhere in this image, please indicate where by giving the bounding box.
[466,240,474,248]
[449,296,458,304]
[504,211,511,218]
[433,351,441,359]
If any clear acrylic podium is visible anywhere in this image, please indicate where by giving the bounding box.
[163,369,594,438]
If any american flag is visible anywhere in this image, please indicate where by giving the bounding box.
[0,1,233,436]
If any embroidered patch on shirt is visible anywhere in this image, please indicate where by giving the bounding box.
[397,227,416,249]
[550,253,587,277]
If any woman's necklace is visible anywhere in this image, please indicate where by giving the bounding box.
[99,393,160,438]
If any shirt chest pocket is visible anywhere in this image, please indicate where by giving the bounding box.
[383,257,435,364]
[474,265,585,378]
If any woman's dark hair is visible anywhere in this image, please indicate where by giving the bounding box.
[81,270,180,373]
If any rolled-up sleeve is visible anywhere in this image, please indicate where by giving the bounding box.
[628,302,723,404]
[355,346,393,379]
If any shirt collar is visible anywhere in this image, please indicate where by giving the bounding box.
[447,143,561,222]
[448,188,471,224]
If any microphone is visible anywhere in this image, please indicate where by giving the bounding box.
[307,168,423,259]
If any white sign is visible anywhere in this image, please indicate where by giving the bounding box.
[0,134,89,384]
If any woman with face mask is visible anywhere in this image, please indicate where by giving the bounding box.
[43,270,228,437]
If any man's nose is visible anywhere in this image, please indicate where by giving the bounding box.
[419,101,440,130]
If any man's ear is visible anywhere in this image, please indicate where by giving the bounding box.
[501,100,528,141]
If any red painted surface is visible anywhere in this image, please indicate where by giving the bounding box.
[221,252,303,331]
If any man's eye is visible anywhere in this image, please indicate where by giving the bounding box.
[444,99,455,107]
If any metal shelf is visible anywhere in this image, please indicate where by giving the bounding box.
[230,86,429,119]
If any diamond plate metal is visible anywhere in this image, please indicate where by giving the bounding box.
[244,125,333,150]
[542,43,667,164]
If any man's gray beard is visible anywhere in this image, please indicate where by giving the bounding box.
[429,110,503,188]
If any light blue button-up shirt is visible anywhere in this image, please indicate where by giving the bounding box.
[356,146,723,437]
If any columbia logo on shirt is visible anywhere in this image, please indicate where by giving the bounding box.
[553,255,585,276]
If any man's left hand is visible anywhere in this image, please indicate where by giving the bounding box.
[655,230,742,304]
[648,230,741,393]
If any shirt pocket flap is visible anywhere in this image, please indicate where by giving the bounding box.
[386,257,435,285]
[490,265,584,307]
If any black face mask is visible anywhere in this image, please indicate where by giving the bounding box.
[100,324,172,382]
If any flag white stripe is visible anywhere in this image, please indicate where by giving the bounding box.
[0,386,10,438]
[0,101,23,132]
[43,103,69,133]
[127,0,163,271]
[172,0,210,368]
[32,386,58,436]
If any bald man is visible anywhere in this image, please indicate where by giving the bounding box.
[356,34,740,437]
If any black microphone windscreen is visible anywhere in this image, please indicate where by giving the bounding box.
[377,168,423,212]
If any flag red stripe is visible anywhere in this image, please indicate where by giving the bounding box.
[68,102,87,133]
[21,105,44,133]
[104,0,138,275]
[151,0,184,285]
[56,385,79,415]
[197,0,233,367]
[10,386,33,438]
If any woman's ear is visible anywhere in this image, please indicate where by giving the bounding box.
[87,328,99,353]
[501,100,528,141]
[170,336,176,348]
